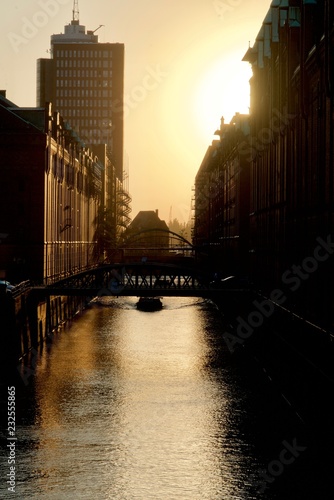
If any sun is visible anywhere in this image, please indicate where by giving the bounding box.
[192,55,252,142]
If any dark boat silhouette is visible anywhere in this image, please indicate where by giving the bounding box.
[136,297,163,311]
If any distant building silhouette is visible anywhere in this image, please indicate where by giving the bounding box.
[36,4,130,237]
[122,210,169,258]
[37,11,124,181]
[194,114,250,276]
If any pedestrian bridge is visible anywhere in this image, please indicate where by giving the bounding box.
[31,262,247,298]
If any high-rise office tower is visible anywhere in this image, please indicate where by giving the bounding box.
[37,1,124,181]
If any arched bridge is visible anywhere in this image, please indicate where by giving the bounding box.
[31,262,248,298]
[27,230,249,298]
[118,228,194,261]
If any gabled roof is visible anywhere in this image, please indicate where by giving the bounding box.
[127,210,169,233]
[0,103,42,134]
[0,92,17,109]
[0,91,47,133]
[8,108,46,132]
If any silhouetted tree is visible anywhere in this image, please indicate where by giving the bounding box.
[169,218,192,242]
[93,207,116,262]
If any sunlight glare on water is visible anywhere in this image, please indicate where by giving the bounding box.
[10,297,263,500]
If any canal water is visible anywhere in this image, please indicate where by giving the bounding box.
[0,297,332,499]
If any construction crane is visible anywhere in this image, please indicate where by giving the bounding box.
[93,25,104,34]
[169,206,173,225]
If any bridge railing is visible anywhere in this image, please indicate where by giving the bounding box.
[10,280,32,298]
[26,262,251,297]
[121,273,205,291]
[43,262,101,286]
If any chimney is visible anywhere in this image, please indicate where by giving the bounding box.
[0,90,6,98]
[155,209,159,217]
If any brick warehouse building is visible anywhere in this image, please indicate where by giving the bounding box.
[0,93,107,283]
[194,114,250,277]
[194,0,334,330]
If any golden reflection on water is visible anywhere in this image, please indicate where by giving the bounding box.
[24,297,253,499]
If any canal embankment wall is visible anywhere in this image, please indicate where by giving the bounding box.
[211,290,334,430]
[0,286,88,365]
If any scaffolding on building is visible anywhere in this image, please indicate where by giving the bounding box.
[116,170,132,240]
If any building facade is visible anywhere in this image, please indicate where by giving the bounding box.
[36,7,131,239]
[194,115,250,276]
[194,0,334,329]
[0,93,104,283]
[243,0,334,327]
[37,13,124,181]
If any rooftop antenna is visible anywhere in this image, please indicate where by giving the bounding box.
[72,0,79,22]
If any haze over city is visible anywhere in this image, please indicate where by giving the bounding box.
[1,0,270,222]
[2,3,334,498]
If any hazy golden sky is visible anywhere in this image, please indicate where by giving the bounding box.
[1,0,270,223]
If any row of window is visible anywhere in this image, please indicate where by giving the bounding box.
[56,89,111,98]
[51,157,101,194]
[80,131,110,144]
[56,69,112,78]
[56,75,111,85]
[64,110,110,120]
[56,59,111,69]
[56,49,112,58]
[69,119,112,127]
[56,99,112,109]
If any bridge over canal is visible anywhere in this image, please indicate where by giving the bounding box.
[24,228,246,298]
[30,262,248,298]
